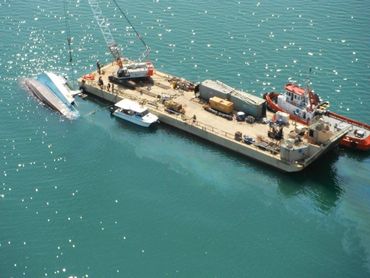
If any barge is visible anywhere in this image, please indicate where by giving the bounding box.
[78,61,349,172]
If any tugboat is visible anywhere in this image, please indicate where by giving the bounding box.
[264,83,370,151]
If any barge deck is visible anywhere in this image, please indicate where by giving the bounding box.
[78,62,349,172]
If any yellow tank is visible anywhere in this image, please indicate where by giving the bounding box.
[209,96,234,114]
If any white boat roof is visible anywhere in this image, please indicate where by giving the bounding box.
[115,99,147,113]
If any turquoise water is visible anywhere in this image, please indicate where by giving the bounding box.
[1,0,370,277]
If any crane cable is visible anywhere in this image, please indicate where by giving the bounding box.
[63,0,73,63]
[110,0,151,60]
[63,0,76,85]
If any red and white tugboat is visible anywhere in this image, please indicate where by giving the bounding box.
[264,83,370,151]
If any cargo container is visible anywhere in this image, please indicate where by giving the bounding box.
[229,90,266,120]
[196,80,232,101]
[196,80,266,119]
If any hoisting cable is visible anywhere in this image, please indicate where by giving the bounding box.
[110,0,151,61]
[63,0,76,86]
[63,0,73,64]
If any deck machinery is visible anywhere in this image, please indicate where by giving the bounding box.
[87,0,154,85]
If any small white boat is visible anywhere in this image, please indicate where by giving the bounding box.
[112,99,159,127]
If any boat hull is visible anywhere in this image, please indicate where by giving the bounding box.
[45,72,76,105]
[24,78,78,119]
[112,111,157,127]
[326,111,370,151]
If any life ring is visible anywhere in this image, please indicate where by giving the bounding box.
[83,74,95,80]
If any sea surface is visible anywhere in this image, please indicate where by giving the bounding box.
[1,0,370,277]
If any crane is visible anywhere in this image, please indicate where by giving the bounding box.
[87,0,122,60]
[87,0,154,84]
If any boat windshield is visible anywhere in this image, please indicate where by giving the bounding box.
[139,110,149,117]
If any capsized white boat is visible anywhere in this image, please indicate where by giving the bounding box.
[23,78,79,120]
[36,72,79,106]
[112,99,159,127]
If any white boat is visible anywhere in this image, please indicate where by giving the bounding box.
[112,99,159,127]
[23,78,79,120]
[37,72,79,106]
[46,72,80,103]
[22,71,80,119]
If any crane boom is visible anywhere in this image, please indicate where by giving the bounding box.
[110,0,150,61]
[86,0,154,85]
[87,0,121,60]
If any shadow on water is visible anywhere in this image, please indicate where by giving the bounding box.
[158,121,343,210]
[79,94,112,110]
[166,122,344,212]
[79,94,344,212]
[276,149,343,213]
[338,147,370,162]
[111,115,159,134]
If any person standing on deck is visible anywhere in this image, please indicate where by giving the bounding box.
[98,76,104,89]
[96,60,101,75]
